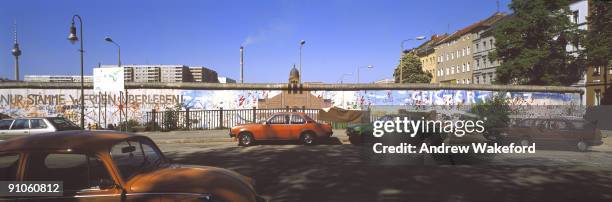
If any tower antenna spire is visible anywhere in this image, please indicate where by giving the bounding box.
[496,0,500,13]
[11,20,22,81]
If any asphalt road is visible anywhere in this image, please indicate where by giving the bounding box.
[145,130,612,202]
[2,130,612,201]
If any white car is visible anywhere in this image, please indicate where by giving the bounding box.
[0,117,81,135]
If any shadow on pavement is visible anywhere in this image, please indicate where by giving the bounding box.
[166,143,612,202]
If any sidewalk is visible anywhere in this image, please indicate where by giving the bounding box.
[137,129,349,144]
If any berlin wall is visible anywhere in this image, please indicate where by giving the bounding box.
[0,88,581,126]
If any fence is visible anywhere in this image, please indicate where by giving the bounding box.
[144,107,325,131]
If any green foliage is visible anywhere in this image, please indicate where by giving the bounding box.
[490,0,586,85]
[393,53,432,83]
[118,119,141,133]
[162,107,179,131]
[584,0,612,68]
[470,92,511,134]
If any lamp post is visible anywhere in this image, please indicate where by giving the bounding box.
[104,36,123,130]
[399,36,425,83]
[104,36,121,67]
[299,40,305,83]
[339,73,352,109]
[68,14,85,130]
[357,65,373,83]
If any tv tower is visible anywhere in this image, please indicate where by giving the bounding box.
[11,22,22,81]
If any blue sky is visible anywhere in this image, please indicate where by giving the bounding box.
[0,0,511,83]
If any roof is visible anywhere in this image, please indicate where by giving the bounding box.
[0,130,142,152]
[415,33,449,56]
[289,67,300,78]
[438,12,507,44]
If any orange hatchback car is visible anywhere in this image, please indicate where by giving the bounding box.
[230,112,333,146]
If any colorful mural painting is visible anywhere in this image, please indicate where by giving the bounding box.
[0,89,580,126]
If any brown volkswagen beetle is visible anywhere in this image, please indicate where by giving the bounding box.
[0,130,265,201]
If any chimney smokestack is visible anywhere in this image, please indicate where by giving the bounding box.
[240,46,244,83]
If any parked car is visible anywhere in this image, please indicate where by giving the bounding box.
[0,117,81,135]
[346,111,444,145]
[230,112,333,146]
[0,131,265,202]
[490,118,603,152]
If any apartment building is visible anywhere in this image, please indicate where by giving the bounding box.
[160,65,189,83]
[435,13,506,84]
[190,67,219,83]
[24,75,93,83]
[472,15,507,84]
[100,64,219,83]
[414,34,447,83]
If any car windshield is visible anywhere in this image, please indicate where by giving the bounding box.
[48,117,81,131]
[110,139,168,180]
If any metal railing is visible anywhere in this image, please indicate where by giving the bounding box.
[144,107,325,131]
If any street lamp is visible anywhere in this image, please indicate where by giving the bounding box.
[357,65,373,83]
[339,73,353,109]
[399,36,425,83]
[104,36,121,67]
[68,14,85,130]
[299,40,305,83]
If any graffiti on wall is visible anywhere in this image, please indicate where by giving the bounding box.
[0,89,579,125]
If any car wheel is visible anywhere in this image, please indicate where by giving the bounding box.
[238,132,254,147]
[301,132,315,145]
[577,141,588,152]
[348,135,362,145]
[519,137,531,147]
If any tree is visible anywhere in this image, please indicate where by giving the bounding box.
[585,0,612,104]
[393,52,432,83]
[490,0,586,85]
[470,92,511,140]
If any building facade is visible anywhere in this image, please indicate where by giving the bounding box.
[24,75,93,83]
[415,34,447,83]
[100,64,219,83]
[435,13,506,84]
[471,15,507,84]
[190,67,219,83]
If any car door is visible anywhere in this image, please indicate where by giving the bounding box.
[20,152,123,201]
[29,119,54,135]
[0,119,14,135]
[8,119,30,135]
[266,114,292,140]
[289,114,307,140]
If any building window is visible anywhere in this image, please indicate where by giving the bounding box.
[476,59,480,68]
[462,64,466,72]
[573,10,579,24]
[466,63,470,71]
[483,58,488,67]
[462,48,465,56]
[595,89,601,106]
[467,47,471,55]
[490,39,494,48]
[594,66,601,76]
[476,43,479,51]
